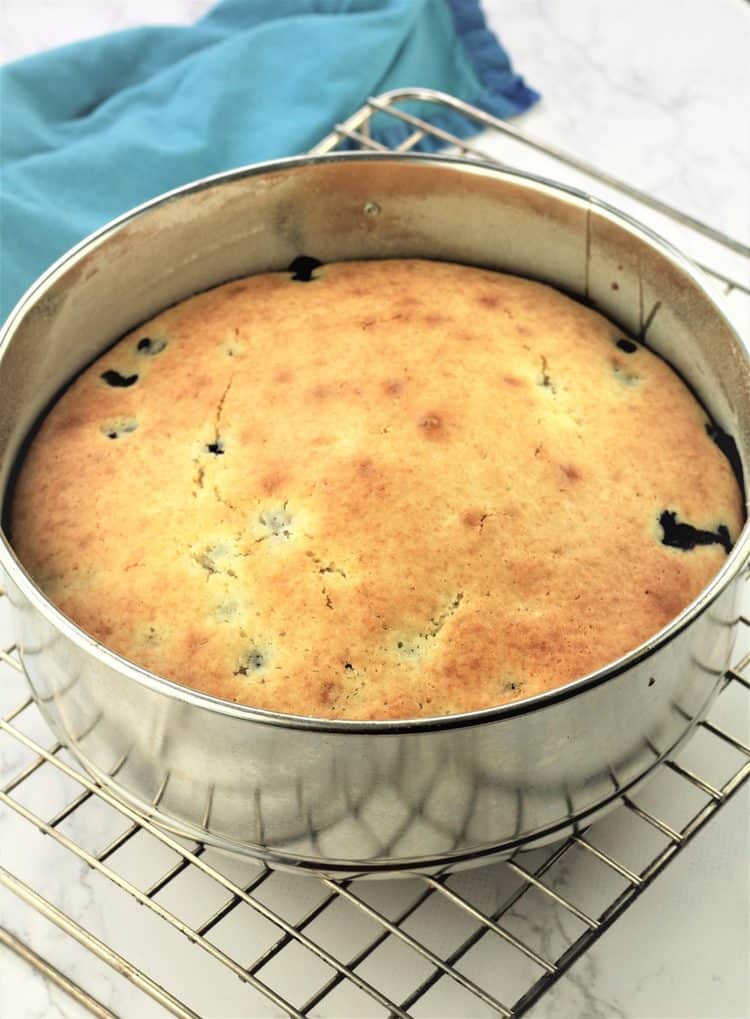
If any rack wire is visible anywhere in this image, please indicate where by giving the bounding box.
[2,90,750,1018]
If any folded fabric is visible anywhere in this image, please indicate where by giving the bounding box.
[0,0,538,321]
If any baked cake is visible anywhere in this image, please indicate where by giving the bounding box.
[10,259,743,719]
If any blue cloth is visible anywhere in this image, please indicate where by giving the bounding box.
[0,0,538,321]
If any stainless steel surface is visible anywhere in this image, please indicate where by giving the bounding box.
[1,149,749,873]
[2,605,749,1017]
[314,89,750,261]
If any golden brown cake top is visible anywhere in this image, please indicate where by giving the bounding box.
[10,259,743,719]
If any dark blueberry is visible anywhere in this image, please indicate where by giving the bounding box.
[288,255,322,282]
[206,439,225,455]
[235,649,266,675]
[538,356,556,392]
[137,336,167,356]
[101,418,138,439]
[260,507,292,537]
[101,370,138,387]
[705,422,744,499]
[659,509,732,554]
[344,662,354,671]
[616,338,638,354]
[612,362,640,385]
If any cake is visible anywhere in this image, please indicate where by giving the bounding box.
[10,259,743,719]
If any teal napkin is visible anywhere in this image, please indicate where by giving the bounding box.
[0,0,538,321]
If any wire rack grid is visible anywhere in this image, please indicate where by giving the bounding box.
[1,90,750,1019]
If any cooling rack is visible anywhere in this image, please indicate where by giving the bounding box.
[2,89,750,1019]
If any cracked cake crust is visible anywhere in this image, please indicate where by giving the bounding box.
[9,259,744,719]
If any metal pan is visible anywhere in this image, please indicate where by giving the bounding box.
[1,153,748,874]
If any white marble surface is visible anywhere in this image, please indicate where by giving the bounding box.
[1,1,749,1017]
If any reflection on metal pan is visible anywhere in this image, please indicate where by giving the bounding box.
[0,154,748,873]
